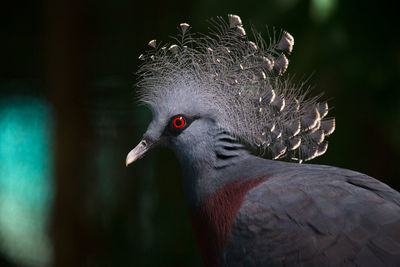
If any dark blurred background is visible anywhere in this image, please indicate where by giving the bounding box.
[0,0,399,266]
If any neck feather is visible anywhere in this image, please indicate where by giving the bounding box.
[175,130,249,207]
[173,130,269,266]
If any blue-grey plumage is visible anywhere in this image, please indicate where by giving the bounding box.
[126,14,400,266]
[224,157,400,266]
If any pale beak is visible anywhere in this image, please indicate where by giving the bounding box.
[126,139,152,166]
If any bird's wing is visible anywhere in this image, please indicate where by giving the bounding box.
[225,164,400,266]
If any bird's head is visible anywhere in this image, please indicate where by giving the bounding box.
[126,82,223,166]
[126,15,335,166]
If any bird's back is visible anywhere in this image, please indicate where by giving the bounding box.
[225,159,400,266]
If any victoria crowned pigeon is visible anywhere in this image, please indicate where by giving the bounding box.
[126,15,400,266]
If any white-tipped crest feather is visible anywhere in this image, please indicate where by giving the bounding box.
[135,15,335,162]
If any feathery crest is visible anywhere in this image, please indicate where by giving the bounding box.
[135,15,335,162]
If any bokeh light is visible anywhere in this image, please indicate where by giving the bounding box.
[0,97,54,266]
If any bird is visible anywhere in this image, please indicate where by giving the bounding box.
[126,15,400,266]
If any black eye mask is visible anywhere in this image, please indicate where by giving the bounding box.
[162,114,196,137]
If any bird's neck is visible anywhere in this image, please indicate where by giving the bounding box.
[176,131,251,207]
[174,131,269,266]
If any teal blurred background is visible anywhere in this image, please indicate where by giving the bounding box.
[0,0,399,266]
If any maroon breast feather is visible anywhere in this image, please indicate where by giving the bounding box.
[190,175,269,267]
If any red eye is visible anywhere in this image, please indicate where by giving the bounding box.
[172,116,185,128]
